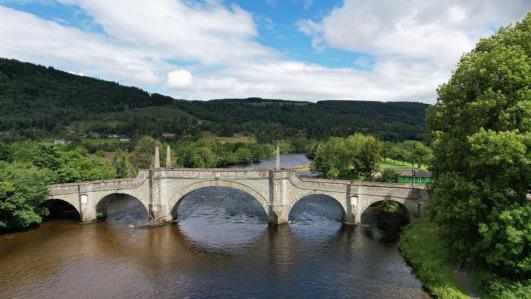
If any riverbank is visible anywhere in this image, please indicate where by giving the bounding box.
[399,218,468,298]
[400,217,530,299]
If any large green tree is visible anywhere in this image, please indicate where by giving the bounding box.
[311,133,382,180]
[402,140,432,168]
[0,162,50,232]
[426,14,530,278]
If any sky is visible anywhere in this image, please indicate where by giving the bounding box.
[0,1,529,103]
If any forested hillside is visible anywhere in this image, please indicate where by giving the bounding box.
[0,58,429,142]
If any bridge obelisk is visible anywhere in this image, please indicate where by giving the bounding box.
[165,145,172,168]
[153,146,160,168]
[275,146,280,170]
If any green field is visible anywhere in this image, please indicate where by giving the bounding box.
[378,158,428,170]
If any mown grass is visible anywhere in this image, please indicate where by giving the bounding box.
[400,217,468,299]
[378,158,428,171]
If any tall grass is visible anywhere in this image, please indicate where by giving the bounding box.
[399,218,468,298]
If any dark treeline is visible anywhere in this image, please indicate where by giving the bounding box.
[0,58,429,142]
[174,98,428,142]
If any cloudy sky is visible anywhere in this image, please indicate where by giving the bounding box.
[0,0,529,102]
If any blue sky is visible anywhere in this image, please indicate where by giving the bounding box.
[0,0,528,102]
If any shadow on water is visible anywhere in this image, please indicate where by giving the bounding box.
[40,199,80,221]
[361,201,410,244]
[97,194,150,227]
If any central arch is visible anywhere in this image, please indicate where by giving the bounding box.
[168,180,270,219]
[288,193,347,223]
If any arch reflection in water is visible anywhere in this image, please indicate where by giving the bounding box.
[361,200,409,243]
[288,194,345,242]
[41,199,80,221]
[172,187,268,253]
[96,193,149,227]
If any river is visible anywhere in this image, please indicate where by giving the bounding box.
[0,154,427,299]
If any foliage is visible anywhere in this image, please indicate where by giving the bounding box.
[400,218,468,299]
[0,59,428,142]
[174,139,274,168]
[372,200,403,213]
[401,140,432,168]
[426,14,530,279]
[130,136,162,170]
[6,141,116,183]
[375,168,400,183]
[311,133,382,180]
[0,140,119,232]
[113,149,135,178]
[472,268,531,299]
[0,162,50,232]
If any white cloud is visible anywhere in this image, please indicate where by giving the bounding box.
[166,69,193,89]
[298,0,529,69]
[0,6,162,86]
[56,0,273,65]
[172,59,440,101]
[0,1,528,102]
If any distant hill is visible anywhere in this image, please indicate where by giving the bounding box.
[0,58,430,142]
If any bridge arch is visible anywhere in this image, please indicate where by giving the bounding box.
[359,196,412,223]
[168,180,270,219]
[95,192,150,220]
[288,192,347,222]
[41,198,81,220]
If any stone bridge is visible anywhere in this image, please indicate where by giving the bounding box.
[47,147,428,225]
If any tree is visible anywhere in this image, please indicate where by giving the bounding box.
[0,162,50,232]
[311,133,382,180]
[426,14,530,279]
[389,143,407,163]
[113,149,134,178]
[402,140,432,168]
[131,136,162,170]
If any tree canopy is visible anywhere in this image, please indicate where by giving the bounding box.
[311,133,382,180]
[426,13,530,279]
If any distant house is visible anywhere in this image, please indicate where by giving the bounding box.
[54,139,68,145]
[162,132,176,139]
[119,138,130,143]
[391,167,432,184]
[107,134,120,138]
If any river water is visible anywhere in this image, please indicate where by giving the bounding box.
[0,154,426,299]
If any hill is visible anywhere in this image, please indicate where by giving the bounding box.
[0,58,429,142]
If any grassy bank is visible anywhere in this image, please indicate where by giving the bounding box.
[400,218,531,299]
[399,218,468,298]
